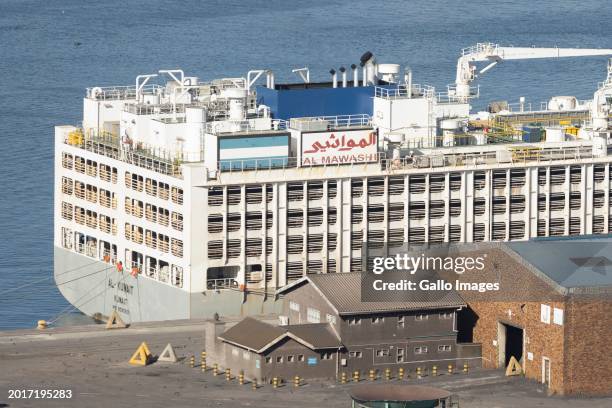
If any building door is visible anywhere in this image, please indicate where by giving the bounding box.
[542,357,551,387]
[498,322,524,368]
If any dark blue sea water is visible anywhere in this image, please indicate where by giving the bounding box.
[0,0,611,329]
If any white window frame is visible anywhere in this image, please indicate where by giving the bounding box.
[414,346,428,354]
[326,314,337,325]
[540,304,551,324]
[415,314,428,321]
[553,308,564,325]
[289,301,300,312]
[307,307,320,323]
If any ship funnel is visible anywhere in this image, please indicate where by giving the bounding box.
[330,69,337,88]
[351,64,358,87]
[404,67,412,98]
[339,67,347,88]
[266,71,275,89]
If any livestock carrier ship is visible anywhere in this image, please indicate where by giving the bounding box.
[54,43,612,323]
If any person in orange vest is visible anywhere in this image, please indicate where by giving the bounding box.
[116,261,123,272]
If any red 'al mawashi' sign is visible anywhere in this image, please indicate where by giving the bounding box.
[301,129,378,166]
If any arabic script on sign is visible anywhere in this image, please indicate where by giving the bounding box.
[301,130,378,166]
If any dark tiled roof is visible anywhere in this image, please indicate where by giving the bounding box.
[285,323,342,349]
[218,317,285,351]
[303,273,465,315]
[219,318,341,352]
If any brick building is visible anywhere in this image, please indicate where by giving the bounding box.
[455,239,612,396]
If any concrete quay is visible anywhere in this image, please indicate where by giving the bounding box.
[0,319,611,408]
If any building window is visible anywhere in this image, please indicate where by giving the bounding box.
[415,314,428,321]
[397,316,405,328]
[321,353,333,360]
[232,348,239,356]
[349,351,363,358]
[371,317,384,324]
[287,355,295,363]
[265,357,272,364]
[414,346,428,354]
[307,307,320,323]
[540,304,551,324]
[276,356,283,363]
[397,348,405,363]
[326,314,337,325]
[439,312,453,320]
[375,349,389,357]
[297,355,305,362]
[553,308,564,325]
[347,317,361,325]
[438,345,452,352]
[289,301,300,312]
[243,351,250,360]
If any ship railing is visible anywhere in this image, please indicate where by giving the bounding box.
[205,119,288,134]
[123,103,186,116]
[75,243,85,254]
[375,85,435,100]
[461,42,499,57]
[86,84,163,101]
[207,278,238,291]
[100,250,116,264]
[219,157,298,173]
[288,114,371,131]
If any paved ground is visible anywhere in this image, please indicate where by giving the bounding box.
[0,321,610,408]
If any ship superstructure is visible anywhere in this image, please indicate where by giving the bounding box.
[54,44,612,322]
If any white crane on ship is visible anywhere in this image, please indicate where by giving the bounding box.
[452,42,612,102]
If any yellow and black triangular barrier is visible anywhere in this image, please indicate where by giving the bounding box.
[105,310,127,330]
[129,342,152,366]
[158,343,178,363]
[505,356,523,376]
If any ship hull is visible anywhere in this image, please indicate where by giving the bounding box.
[54,246,281,323]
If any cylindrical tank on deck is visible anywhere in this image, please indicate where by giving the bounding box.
[545,126,566,143]
[474,132,487,145]
[222,88,247,121]
[377,64,400,83]
[143,93,160,105]
[186,106,207,123]
[548,96,577,111]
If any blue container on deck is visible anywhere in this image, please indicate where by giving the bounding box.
[256,83,391,119]
[522,126,543,143]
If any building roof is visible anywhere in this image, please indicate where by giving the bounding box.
[218,317,341,353]
[507,235,612,289]
[350,384,451,403]
[277,273,465,316]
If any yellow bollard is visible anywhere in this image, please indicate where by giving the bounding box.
[213,363,219,376]
[201,351,207,361]
[369,369,376,381]
[252,379,257,390]
[37,320,47,330]
[272,377,279,389]
[353,371,360,382]
[385,368,391,381]
[398,367,404,380]
[294,376,300,388]
[416,367,422,378]
[225,368,231,381]
[340,372,347,384]
[448,364,453,374]
[432,365,437,376]
[190,356,195,368]
[463,363,469,374]
[201,358,207,372]
[239,372,244,385]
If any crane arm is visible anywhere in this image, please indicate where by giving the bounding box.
[454,43,612,100]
